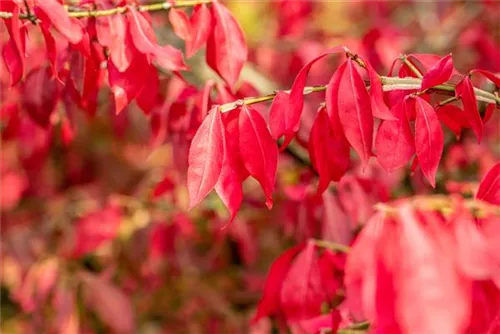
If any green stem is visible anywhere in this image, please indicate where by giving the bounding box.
[400,54,424,78]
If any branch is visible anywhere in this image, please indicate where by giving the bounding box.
[219,76,500,113]
[0,0,212,20]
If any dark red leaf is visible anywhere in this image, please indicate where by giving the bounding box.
[337,59,373,167]
[476,162,500,204]
[206,2,247,88]
[253,244,304,323]
[136,65,159,114]
[375,99,415,173]
[239,105,278,208]
[456,76,483,142]
[187,107,225,209]
[436,105,469,139]
[414,96,444,187]
[308,106,350,193]
[421,54,454,90]
[1,2,25,86]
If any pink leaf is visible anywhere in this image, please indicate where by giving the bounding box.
[456,76,483,142]
[337,59,373,167]
[186,4,212,58]
[127,7,187,72]
[476,162,500,204]
[239,106,278,208]
[308,106,350,193]
[421,54,454,90]
[80,272,135,333]
[35,0,83,44]
[280,241,323,321]
[187,107,225,209]
[169,8,192,41]
[96,14,132,72]
[206,2,247,88]
[375,99,415,173]
[414,96,444,187]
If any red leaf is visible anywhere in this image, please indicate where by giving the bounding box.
[294,311,341,334]
[326,61,347,135]
[253,244,304,323]
[127,7,187,72]
[337,59,373,167]
[1,2,25,86]
[72,206,122,257]
[186,4,212,58]
[136,65,159,114]
[436,105,469,139]
[476,162,500,204]
[272,46,348,147]
[187,107,225,209]
[421,54,454,90]
[308,106,350,193]
[239,105,278,208]
[414,96,444,187]
[108,52,149,114]
[35,0,82,44]
[80,272,135,333]
[395,205,470,334]
[39,20,59,79]
[471,69,500,87]
[456,76,483,142]
[206,2,247,88]
[169,8,192,41]
[216,110,245,223]
[280,241,323,321]
[375,99,415,173]
[269,91,290,140]
[22,67,63,128]
[363,57,396,120]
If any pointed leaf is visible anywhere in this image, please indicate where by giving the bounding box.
[421,54,454,90]
[186,4,212,58]
[375,99,415,173]
[362,57,396,120]
[169,8,191,41]
[187,107,225,209]
[338,59,373,167]
[2,3,25,86]
[476,162,500,204]
[414,96,444,187]
[206,2,247,88]
[269,90,290,140]
[239,106,278,208]
[456,76,483,142]
[35,0,82,44]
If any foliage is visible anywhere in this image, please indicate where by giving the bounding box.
[1,0,499,333]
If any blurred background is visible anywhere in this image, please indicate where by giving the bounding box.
[1,1,499,333]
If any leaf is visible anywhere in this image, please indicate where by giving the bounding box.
[269,91,290,140]
[253,244,304,323]
[456,76,483,142]
[22,67,63,128]
[395,205,470,334]
[186,4,212,58]
[471,69,500,87]
[127,7,187,72]
[1,2,25,86]
[420,54,454,90]
[108,52,149,114]
[337,59,373,167]
[308,106,350,193]
[35,0,83,44]
[476,162,500,204]
[72,206,122,257]
[80,272,135,333]
[375,99,415,173]
[135,65,159,114]
[436,105,469,139]
[187,107,225,209]
[96,14,132,72]
[280,241,323,321]
[362,57,396,120]
[53,283,79,334]
[216,110,245,223]
[272,46,348,147]
[206,2,247,88]
[239,105,278,208]
[414,96,444,187]
[326,61,347,135]
[169,8,192,41]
